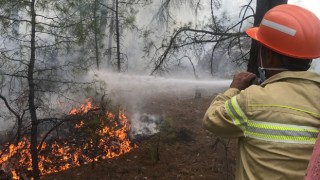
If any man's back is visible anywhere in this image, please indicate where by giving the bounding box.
[203,71,320,179]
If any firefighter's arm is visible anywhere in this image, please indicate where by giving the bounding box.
[202,72,256,137]
[202,88,244,137]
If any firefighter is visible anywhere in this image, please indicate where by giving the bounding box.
[203,4,320,180]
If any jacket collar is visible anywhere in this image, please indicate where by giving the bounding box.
[261,71,320,86]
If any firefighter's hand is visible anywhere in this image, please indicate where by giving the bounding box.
[230,72,257,90]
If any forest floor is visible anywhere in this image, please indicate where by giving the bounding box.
[43,88,238,180]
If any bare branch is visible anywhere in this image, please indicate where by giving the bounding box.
[0,94,20,122]
[150,26,245,75]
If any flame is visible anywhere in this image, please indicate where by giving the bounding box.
[75,120,84,129]
[0,99,135,179]
[11,170,18,180]
[69,99,93,115]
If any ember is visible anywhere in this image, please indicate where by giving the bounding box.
[0,99,135,179]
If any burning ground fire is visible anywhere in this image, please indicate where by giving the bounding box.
[0,99,135,179]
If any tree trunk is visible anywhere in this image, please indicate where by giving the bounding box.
[107,0,115,70]
[247,0,288,74]
[79,3,86,60]
[11,5,20,37]
[94,0,100,69]
[17,117,22,143]
[28,0,40,179]
[99,0,108,67]
[115,0,121,72]
[99,0,108,37]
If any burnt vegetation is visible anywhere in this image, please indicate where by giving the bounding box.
[0,98,134,179]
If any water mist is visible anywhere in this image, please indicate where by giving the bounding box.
[90,71,231,138]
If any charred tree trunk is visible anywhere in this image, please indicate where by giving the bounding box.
[115,0,121,72]
[17,117,22,142]
[28,0,40,179]
[247,0,288,74]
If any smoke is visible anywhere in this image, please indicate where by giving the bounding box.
[129,113,163,139]
[125,0,256,75]
[289,0,320,18]
[1,0,319,136]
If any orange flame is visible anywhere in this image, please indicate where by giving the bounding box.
[0,99,135,179]
[75,120,84,129]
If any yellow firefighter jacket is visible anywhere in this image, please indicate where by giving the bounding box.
[203,71,320,180]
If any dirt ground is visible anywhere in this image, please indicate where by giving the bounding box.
[43,91,238,180]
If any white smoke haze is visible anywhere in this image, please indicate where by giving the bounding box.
[288,0,320,72]
[129,113,163,139]
[1,0,319,136]
[289,0,320,17]
[123,0,254,75]
[82,0,320,138]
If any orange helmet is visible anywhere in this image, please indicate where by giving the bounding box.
[246,4,320,59]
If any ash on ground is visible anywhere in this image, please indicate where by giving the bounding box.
[129,113,163,140]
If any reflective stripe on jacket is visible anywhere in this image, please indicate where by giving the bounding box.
[203,71,320,180]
